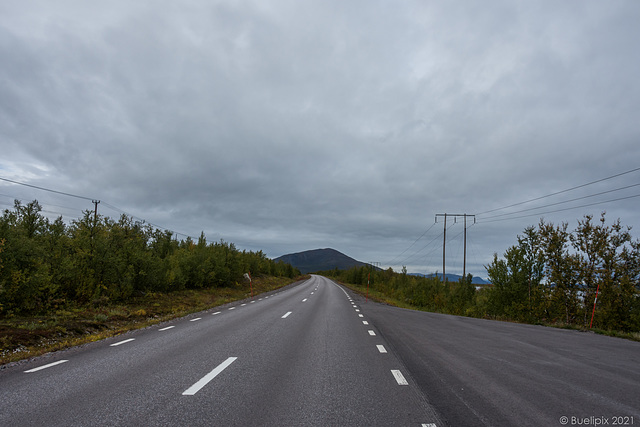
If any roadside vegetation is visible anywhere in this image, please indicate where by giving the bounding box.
[0,200,301,365]
[321,213,640,340]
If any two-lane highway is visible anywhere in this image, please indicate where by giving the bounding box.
[0,275,442,426]
[8,274,633,427]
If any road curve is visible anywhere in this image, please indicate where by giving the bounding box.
[0,275,442,426]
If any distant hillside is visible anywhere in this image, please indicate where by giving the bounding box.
[273,248,369,274]
[410,272,490,285]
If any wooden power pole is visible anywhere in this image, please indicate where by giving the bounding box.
[92,200,100,223]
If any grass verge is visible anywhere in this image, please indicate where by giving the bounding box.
[334,278,640,342]
[1,275,308,367]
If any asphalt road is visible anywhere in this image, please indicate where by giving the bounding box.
[0,275,442,426]
[361,297,640,427]
[3,275,638,426]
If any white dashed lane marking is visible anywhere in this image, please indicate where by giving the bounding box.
[182,357,237,396]
[377,345,387,353]
[110,338,135,347]
[368,330,376,336]
[190,318,201,322]
[391,370,409,385]
[24,360,68,373]
[159,326,175,331]
[282,311,292,318]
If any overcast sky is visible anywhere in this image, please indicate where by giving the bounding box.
[2,1,639,279]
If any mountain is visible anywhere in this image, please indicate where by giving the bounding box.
[273,248,369,274]
[410,272,491,285]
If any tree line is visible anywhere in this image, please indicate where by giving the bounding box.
[0,200,299,315]
[319,265,481,318]
[485,214,639,331]
[322,213,640,333]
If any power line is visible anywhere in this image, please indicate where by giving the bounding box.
[0,175,196,240]
[1,195,86,218]
[101,201,194,239]
[400,230,444,267]
[476,166,640,216]
[478,193,640,224]
[479,182,640,220]
[385,222,437,266]
[0,177,94,201]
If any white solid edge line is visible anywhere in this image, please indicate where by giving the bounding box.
[392,369,409,385]
[368,330,376,336]
[377,345,387,353]
[110,338,135,347]
[332,282,351,298]
[159,326,175,331]
[190,318,202,322]
[282,311,292,318]
[182,357,237,396]
[25,360,68,373]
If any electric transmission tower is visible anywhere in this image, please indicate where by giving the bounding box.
[435,213,475,281]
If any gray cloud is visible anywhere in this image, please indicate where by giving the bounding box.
[2,0,640,278]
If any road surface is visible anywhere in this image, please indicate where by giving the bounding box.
[362,293,640,426]
[0,275,441,426]
[2,275,638,426]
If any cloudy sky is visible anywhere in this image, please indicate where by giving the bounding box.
[2,0,639,278]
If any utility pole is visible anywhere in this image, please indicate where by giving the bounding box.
[463,214,467,279]
[436,213,475,281]
[92,200,100,223]
[90,200,101,245]
[442,214,447,280]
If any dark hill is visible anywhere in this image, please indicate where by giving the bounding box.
[273,248,369,274]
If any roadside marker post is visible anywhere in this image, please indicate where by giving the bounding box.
[244,272,253,298]
[590,283,600,328]
[367,273,370,302]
